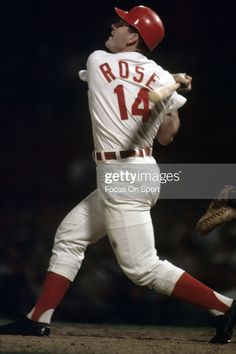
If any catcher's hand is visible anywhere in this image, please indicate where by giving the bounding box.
[196,185,236,235]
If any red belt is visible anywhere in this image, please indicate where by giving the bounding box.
[94,147,152,161]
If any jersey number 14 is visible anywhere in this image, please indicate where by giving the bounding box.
[114,85,150,122]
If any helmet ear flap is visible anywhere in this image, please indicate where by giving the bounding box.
[114,6,165,51]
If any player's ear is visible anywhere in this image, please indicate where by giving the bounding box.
[127,32,139,46]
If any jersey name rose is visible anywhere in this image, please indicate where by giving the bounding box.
[99,60,158,89]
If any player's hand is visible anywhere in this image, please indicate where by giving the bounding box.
[172,73,192,92]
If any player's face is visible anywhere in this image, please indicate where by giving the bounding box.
[105,20,137,53]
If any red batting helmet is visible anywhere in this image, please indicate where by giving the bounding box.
[114,5,165,51]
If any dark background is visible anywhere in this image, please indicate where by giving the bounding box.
[1,0,235,326]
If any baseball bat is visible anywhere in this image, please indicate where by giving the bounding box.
[148,82,180,103]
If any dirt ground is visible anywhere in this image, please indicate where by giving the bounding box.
[0,322,236,354]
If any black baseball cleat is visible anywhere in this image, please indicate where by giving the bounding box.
[210,300,236,344]
[0,315,50,336]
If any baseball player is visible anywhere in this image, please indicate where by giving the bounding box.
[0,5,235,344]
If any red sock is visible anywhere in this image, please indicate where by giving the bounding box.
[30,272,71,321]
[171,272,230,313]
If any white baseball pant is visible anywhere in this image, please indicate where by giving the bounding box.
[48,158,184,295]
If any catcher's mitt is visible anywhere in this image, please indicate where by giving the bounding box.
[196,185,236,235]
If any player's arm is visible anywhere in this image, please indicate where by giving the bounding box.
[152,73,191,146]
[156,110,180,145]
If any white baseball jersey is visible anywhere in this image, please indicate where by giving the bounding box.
[79,50,186,152]
[48,50,187,294]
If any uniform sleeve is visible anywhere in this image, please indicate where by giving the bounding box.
[78,70,87,81]
[78,51,107,82]
[157,68,187,112]
[166,91,187,112]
